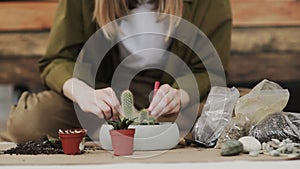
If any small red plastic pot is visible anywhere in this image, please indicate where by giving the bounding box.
[58,129,87,155]
[109,129,135,156]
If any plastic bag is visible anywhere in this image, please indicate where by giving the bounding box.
[216,79,290,148]
[249,112,300,143]
[215,114,252,148]
[235,79,289,124]
[192,86,240,147]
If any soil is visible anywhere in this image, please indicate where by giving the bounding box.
[4,138,64,155]
[249,112,300,143]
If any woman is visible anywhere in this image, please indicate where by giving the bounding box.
[5,0,232,143]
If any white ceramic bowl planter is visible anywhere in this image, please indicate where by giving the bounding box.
[99,122,180,151]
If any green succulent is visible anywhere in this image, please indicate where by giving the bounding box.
[107,117,136,130]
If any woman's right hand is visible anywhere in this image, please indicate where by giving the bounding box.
[63,78,120,120]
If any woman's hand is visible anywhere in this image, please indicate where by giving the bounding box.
[148,84,190,117]
[63,78,120,120]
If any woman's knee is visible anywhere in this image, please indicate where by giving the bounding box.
[7,92,45,143]
[7,115,43,143]
[7,91,77,143]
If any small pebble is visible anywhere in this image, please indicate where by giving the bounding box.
[221,140,243,156]
[293,149,300,154]
[249,151,259,157]
[265,142,274,151]
[286,143,294,153]
[270,150,280,157]
[262,142,266,150]
[238,136,261,153]
[271,139,281,145]
[285,138,293,143]
[277,146,286,154]
[278,142,286,147]
[287,154,299,158]
[269,141,279,149]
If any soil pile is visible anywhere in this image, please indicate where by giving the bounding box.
[4,138,63,155]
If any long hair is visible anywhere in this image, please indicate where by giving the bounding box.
[93,0,183,39]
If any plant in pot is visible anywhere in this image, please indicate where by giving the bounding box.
[107,117,136,156]
[58,129,87,155]
[101,89,180,151]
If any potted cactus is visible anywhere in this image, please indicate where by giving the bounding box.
[106,90,138,156]
[100,89,180,151]
[107,117,136,156]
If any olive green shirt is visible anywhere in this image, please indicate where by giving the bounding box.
[39,0,232,108]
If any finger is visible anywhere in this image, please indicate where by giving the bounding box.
[101,107,113,120]
[101,93,120,119]
[108,110,113,120]
[111,115,120,121]
[152,88,179,117]
[88,105,105,119]
[96,101,112,120]
[104,87,120,111]
[108,89,121,117]
[151,91,176,117]
[95,90,120,118]
[151,95,169,116]
[149,84,170,111]
[161,98,180,116]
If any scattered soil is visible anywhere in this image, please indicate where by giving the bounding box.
[4,138,63,155]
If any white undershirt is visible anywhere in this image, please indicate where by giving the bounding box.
[117,1,171,69]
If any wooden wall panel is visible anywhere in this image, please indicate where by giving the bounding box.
[0,0,300,31]
[228,53,300,83]
[229,27,300,83]
[0,57,44,91]
[0,0,299,92]
[0,32,49,58]
[0,1,58,31]
[231,0,300,27]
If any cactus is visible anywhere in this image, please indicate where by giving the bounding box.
[139,109,149,123]
[121,90,135,120]
[120,90,158,125]
[138,109,158,125]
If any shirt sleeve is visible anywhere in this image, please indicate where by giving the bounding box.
[38,0,85,94]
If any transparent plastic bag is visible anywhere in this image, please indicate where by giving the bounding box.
[249,112,300,143]
[235,79,289,124]
[215,114,251,148]
[192,86,240,147]
[216,80,290,148]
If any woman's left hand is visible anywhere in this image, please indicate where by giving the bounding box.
[148,84,190,117]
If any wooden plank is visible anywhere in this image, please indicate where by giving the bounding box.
[231,27,300,53]
[1,27,299,59]
[0,1,58,31]
[0,27,299,89]
[0,0,300,31]
[230,27,300,82]
[227,53,300,83]
[1,53,299,91]
[0,58,44,91]
[0,32,49,58]
[231,0,300,27]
